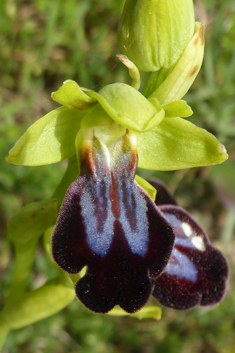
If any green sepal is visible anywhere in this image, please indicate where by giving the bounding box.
[135,175,157,202]
[85,83,165,132]
[7,199,58,244]
[51,80,96,109]
[137,117,228,171]
[1,276,75,331]
[146,22,204,103]
[6,106,85,166]
[108,305,162,320]
[163,100,193,118]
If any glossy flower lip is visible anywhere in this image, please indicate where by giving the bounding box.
[52,132,175,313]
[149,180,230,310]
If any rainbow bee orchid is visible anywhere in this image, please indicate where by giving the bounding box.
[52,132,229,313]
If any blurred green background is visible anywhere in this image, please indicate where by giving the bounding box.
[1,0,235,352]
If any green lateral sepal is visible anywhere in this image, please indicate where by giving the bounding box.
[6,107,85,166]
[137,117,228,171]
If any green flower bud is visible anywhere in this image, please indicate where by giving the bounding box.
[118,0,195,72]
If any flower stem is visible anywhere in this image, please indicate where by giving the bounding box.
[5,238,38,308]
[0,320,9,352]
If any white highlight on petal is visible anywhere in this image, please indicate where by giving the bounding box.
[164,248,198,282]
[191,235,206,251]
[182,222,193,237]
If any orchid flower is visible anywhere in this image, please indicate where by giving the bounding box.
[3,0,229,334]
[149,180,229,310]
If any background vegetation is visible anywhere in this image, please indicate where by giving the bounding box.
[1,0,235,352]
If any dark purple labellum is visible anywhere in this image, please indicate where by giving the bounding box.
[152,205,229,310]
[52,134,175,313]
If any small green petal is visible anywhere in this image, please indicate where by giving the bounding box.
[135,175,157,202]
[51,80,96,109]
[137,117,228,171]
[6,106,85,166]
[86,83,165,132]
[116,54,141,90]
[7,199,58,244]
[147,22,204,103]
[163,100,193,118]
[109,305,162,320]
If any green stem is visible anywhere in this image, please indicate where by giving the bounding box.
[5,238,38,308]
[0,320,9,352]
[142,66,174,97]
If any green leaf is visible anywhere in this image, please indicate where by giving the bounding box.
[7,199,58,244]
[6,199,58,307]
[137,117,228,171]
[163,100,193,118]
[108,305,162,320]
[135,175,157,202]
[148,22,204,103]
[85,83,165,132]
[51,80,96,109]
[6,106,85,166]
[1,276,75,330]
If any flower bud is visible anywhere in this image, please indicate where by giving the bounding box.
[118,0,195,72]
